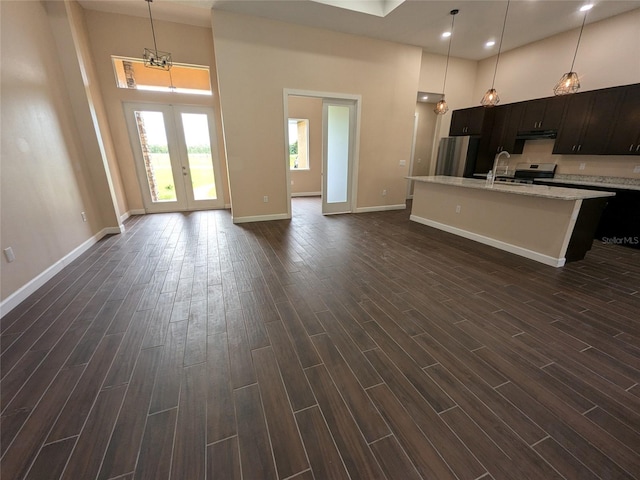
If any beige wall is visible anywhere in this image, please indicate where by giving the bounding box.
[64,1,128,221]
[417,52,479,140]
[474,9,640,104]
[288,96,322,195]
[1,1,112,301]
[412,102,439,177]
[212,10,422,218]
[83,9,230,211]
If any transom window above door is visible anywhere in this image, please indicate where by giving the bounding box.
[112,56,212,96]
[288,118,310,170]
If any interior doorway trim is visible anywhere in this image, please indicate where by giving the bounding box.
[283,88,362,218]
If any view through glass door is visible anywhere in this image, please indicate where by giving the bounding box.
[322,99,356,215]
[124,103,224,213]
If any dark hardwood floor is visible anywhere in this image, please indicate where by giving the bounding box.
[2,197,639,479]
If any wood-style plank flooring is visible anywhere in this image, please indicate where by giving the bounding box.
[2,197,640,479]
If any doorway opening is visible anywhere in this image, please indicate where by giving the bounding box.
[123,103,225,213]
[283,90,361,217]
[407,94,442,199]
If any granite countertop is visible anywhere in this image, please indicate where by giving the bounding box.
[407,176,616,201]
[535,174,640,191]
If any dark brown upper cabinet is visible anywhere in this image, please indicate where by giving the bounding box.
[486,103,525,156]
[518,96,566,133]
[449,107,491,136]
[605,84,640,155]
[553,88,622,155]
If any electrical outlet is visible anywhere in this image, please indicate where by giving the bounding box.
[4,247,15,263]
[263,195,269,203]
[579,162,586,170]
[417,158,422,163]
[455,205,461,214]
[399,159,406,166]
[81,211,87,222]
[291,180,294,185]
[634,165,640,173]
[382,189,387,196]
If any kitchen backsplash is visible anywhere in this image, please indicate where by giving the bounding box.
[501,139,640,179]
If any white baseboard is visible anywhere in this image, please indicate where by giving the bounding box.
[120,209,145,223]
[355,204,406,213]
[291,192,321,197]
[233,213,291,224]
[1,227,115,317]
[104,225,125,235]
[409,214,565,268]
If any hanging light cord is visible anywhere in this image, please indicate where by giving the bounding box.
[490,0,510,90]
[569,10,589,72]
[440,10,458,96]
[146,0,160,54]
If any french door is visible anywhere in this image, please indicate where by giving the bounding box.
[124,103,224,212]
[322,99,356,215]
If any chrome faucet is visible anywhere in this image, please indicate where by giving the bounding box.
[492,150,511,182]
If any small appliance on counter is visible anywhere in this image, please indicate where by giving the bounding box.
[494,163,557,184]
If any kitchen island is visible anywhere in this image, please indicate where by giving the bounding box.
[407,176,616,267]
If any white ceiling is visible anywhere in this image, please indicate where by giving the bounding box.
[78,0,640,60]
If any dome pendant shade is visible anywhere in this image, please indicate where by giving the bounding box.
[481,88,500,107]
[434,99,449,115]
[554,71,581,95]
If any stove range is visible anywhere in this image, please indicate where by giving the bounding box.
[494,162,556,185]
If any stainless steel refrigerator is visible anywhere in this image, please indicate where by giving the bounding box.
[434,136,480,177]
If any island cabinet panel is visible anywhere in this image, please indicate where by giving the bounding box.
[517,96,566,132]
[553,88,621,155]
[449,107,491,136]
[605,83,640,155]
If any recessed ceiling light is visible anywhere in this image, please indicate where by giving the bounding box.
[422,95,429,100]
[580,4,594,12]
[442,31,452,38]
[485,40,496,47]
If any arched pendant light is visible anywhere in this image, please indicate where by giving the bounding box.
[143,0,172,70]
[434,9,459,115]
[554,4,592,95]
[481,0,510,107]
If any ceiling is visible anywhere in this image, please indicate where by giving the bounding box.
[78,0,640,60]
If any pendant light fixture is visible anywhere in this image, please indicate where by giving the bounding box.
[554,4,592,95]
[481,0,510,107]
[143,0,172,70]
[434,9,459,115]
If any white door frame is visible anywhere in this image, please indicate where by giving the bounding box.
[283,89,362,217]
[406,112,419,199]
[123,102,225,213]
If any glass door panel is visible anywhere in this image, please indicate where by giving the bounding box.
[133,110,178,203]
[181,113,218,201]
[322,99,355,215]
[125,103,224,212]
[326,105,350,204]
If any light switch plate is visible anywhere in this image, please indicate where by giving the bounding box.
[399,159,406,166]
[634,165,640,173]
[4,247,15,263]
